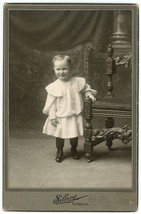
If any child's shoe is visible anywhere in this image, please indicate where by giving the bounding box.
[71,148,80,159]
[56,149,63,163]
[70,137,80,159]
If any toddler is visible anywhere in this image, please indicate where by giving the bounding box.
[42,55,97,162]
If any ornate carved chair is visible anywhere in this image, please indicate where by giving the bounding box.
[84,44,132,162]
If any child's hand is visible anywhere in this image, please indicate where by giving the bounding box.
[42,108,47,114]
[50,118,58,127]
[87,94,96,102]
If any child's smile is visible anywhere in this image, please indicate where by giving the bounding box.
[54,59,71,81]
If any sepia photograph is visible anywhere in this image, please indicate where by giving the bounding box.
[3,3,138,211]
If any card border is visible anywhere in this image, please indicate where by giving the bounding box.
[3,3,139,211]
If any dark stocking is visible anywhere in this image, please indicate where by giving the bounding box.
[56,138,64,163]
[70,137,80,159]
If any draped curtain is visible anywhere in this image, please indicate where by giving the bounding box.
[8,10,110,131]
[9,10,108,51]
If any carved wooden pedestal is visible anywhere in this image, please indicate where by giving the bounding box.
[84,98,132,162]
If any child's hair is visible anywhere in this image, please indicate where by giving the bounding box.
[52,55,71,67]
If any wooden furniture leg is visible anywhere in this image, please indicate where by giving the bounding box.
[84,98,93,162]
[84,98,132,162]
[105,117,114,151]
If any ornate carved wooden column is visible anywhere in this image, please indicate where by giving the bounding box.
[84,98,93,162]
[111,10,131,55]
[105,44,116,97]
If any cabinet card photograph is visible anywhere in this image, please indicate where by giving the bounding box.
[3,3,138,212]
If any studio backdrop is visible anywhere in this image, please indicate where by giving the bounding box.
[8,10,131,133]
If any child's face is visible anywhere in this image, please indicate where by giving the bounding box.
[53,59,71,81]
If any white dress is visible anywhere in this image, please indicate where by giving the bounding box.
[42,77,97,139]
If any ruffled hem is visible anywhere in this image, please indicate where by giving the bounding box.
[42,114,84,139]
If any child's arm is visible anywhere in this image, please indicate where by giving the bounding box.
[85,92,96,102]
[43,93,58,127]
[82,83,97,102]
[42,94,56,117]
[49,104,58,127]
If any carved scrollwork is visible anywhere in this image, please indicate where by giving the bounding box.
[114,52,132,67]
[105,57,116,75]
[92,125,132,146]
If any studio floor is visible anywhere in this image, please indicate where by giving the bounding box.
[7,134,132,189]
